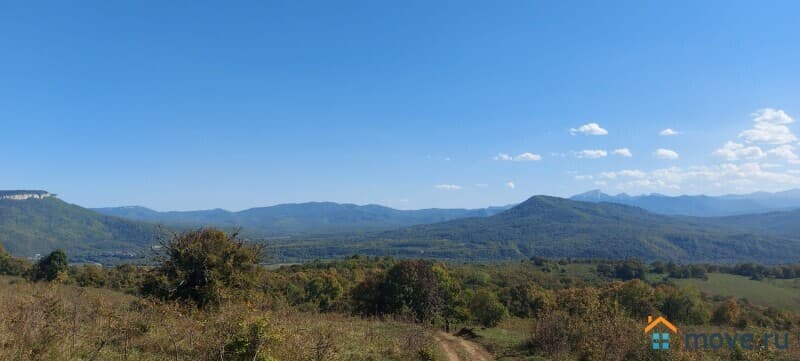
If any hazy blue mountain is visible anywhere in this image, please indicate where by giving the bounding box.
[275,196,800,263]
[0,196,157,260]
[94,202,512,237]
[703,208,800,237]
[718,189,800,210]
[570,189,800,216]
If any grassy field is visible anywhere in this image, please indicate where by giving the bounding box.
[674,273,800,312]
[0,277,439,361]
[470,318,533,361]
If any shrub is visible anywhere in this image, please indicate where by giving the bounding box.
[469,290,508,327]
[30,249,68,282]
[140,228,265,308]
[0,243,31,276]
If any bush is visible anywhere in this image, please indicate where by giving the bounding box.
[0,244,30,276]
[141,228,265,308]
[30,249,68,282]
[469,290,508,327]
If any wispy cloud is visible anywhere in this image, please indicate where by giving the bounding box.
[660,128,680,136]
[570,123,608,136]
[505,181,516,189]
[434,184,462,191]
[599,169,647,179]
[576,150,608,159]
[495,152,542,161]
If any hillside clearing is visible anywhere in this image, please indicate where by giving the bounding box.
[674,273,800,312]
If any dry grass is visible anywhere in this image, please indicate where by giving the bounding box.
[0,276,436,361]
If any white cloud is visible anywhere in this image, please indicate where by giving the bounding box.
[434,184,462,191]
[576,149,608,159]
[474,183,489,188]
[660,128,680,136]
[654,148,679,160]
[739,108,797,145]
[713,141,765,161]
[600,169,646,179]
[753,108,793,124]
[570,123,608,136]
[601,162,800,195]
[768,145,799,163]
[514,152,542,161]
[494,152,542,162]
[613,148,633,157]
[505,181,516,189]
[574,175,594,181]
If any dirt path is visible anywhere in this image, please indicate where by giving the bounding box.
[435,331,493,361]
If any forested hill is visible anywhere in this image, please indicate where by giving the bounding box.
[361,196,800,263]
[0,197,156,259]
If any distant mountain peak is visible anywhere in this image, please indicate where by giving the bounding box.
[570,189,615,202]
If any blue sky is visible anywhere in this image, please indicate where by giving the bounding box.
[2,1,800,210]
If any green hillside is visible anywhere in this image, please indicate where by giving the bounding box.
[274,196,800,263]
[0,198,157,260]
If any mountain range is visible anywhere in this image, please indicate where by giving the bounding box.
[570,189,800,217]
[275,195,800,263]
[92,203,511,237]
[2,189,800,264]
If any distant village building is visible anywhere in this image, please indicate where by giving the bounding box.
[0,190,55,201]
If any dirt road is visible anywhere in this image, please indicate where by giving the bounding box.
[435,331,493,361]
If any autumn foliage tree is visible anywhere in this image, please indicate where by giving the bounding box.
[141,228,265,308]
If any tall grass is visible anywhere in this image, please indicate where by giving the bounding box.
[0,277,436,361]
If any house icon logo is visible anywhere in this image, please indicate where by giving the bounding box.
[644,316,677,350]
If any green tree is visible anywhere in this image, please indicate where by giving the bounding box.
[141,228,265,308]
[305,275,344,311]
[613,280,655,319]
[614,259,645,281]
[382,260,444,322]
[30,249,68,282]
[351,260,451,323]
[656,285,709,325]
[469,290,508,327]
